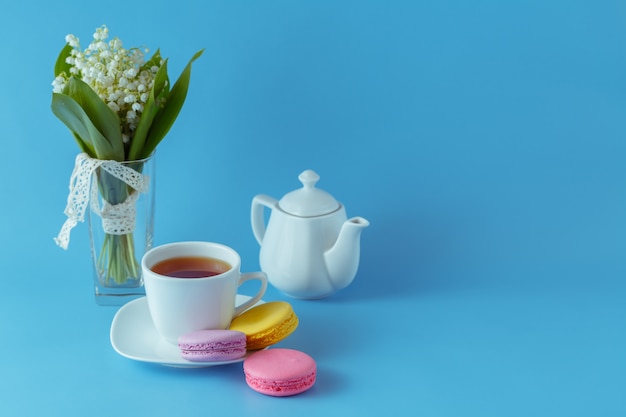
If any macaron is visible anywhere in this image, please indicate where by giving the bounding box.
[228,301,298,350]
[177,329,247,362]
[243,348,316,396]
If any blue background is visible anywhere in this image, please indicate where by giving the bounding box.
[1,1,625,416]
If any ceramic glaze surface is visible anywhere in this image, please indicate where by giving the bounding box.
[251,170,368,298]
[142,242,267,343]
[259,207,347,298]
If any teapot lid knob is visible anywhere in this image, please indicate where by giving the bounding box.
[278,169,340,217]
[298,169,320,189]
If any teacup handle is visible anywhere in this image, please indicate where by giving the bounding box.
[234,271,268,317]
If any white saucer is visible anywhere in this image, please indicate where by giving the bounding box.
[110,295,261,368]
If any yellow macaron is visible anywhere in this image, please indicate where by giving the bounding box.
[229,301,298,350]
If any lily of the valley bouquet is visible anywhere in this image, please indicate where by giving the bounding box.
[53,25,202,286]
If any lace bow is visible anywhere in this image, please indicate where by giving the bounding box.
[55,153,149,249]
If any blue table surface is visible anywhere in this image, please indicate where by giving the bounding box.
[1,1,625,416]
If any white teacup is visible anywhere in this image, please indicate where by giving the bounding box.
[142,241,268,344]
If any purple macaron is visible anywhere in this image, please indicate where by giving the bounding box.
[178,329,247,362]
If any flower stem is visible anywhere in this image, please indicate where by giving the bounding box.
[98,233,140,285]
[95,163,144,286]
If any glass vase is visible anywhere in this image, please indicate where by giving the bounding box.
[88,154,155,306]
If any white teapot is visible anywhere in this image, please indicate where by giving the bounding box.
[251,170,369,299]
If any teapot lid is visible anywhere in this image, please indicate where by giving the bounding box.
[278,170,340,217]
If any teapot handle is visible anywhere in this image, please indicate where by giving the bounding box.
[251,194,278,245]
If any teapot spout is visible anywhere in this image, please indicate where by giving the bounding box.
[324,217,369,291]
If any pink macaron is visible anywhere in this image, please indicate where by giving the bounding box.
[243,348,316,396]
[178,329,247,362]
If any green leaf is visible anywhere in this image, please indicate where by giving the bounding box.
[63,78,125,160]
[140,49,204,159]
[141,49,162,74]
[127,59,171,160]
[51,93,113,159]
[141,49,170,98]
[153,58,170,99]
[54,43,73,77]
[71,131,94,156]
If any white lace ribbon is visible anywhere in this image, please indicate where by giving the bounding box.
[54,153,149,249]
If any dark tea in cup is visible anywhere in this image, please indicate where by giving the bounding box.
[151,256,231,278]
